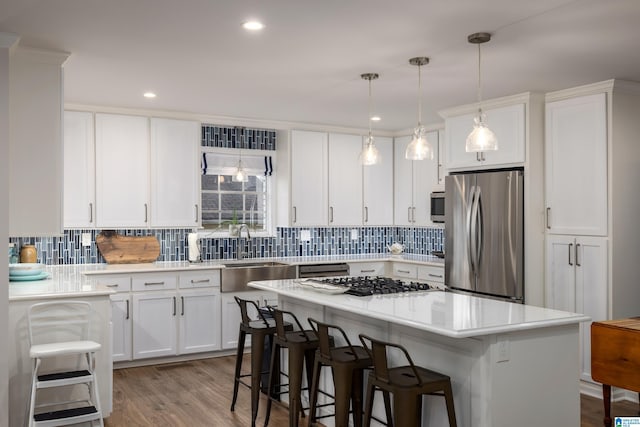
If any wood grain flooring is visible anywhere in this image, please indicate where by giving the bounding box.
[105,354,639,426]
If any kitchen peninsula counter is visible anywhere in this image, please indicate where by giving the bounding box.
[249,278,589,427]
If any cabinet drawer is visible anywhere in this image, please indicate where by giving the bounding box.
[392,263,417,279]
[132,273,177,291]
[418,265,445,283]
[349,262,385,276]
[94,274,131,292]
[179,270,221,289]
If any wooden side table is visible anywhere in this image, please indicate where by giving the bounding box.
[591,318,640,427]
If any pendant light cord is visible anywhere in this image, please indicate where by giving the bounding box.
[477,43,482,113]
[417,63,423,126]
[368,77,373,139]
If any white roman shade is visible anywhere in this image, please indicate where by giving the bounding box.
[201,152,273,176]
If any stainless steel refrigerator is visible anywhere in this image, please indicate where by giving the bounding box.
[444,168,524,302]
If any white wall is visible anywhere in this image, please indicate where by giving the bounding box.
[0,32,20,427]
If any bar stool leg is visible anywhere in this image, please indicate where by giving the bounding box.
[382,390,393,427]
[251,332,267,427]
[444,382,458,427]
[351,368,365,427]
[230,329,247,411]
[288,347,306,427]
[333,365,354,427]
[363,381,375,427]
[308,356,322,425]
[392,391,420,427]
[264,342,280,427]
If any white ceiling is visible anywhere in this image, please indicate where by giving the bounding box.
[2,0,640,132]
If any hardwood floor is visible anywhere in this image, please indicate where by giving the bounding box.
[105,355,638,426]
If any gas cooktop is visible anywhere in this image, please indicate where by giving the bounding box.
[302,276,437,297]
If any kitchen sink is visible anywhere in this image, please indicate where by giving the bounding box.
[221,261,296,292]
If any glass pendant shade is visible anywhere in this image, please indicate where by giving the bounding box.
[465,110,498,152]
[232,160,248,182]
[359,73,381,165]
[360,134,380,165]
[405,57,434,160]
[466,32,497,152]
[405,125,434,160]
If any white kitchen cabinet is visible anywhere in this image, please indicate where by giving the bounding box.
[132,290,177,359]
[9,47,69,236]
[348,262,387,277]
[393,131,439,226]
[545,93,607,236]
[221,291,276,350]
[290,130,328,226]
[436,129,446,188]
[63,111,96,228]
[392,262,418,279]
[111,293,132,362]
[95,113,150,228]
[150,117,201,227]
[328,133,363,225]
[545,235,607,382]
[363,136,393,225]
[178,289,221,354]
[444,103,525,170]
[418,264,445,288]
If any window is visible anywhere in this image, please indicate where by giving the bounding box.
[201,149,272,233]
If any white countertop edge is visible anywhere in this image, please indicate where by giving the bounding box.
[9,285,115,302]
[248,280,591,339]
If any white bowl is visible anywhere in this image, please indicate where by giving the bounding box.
[9,263,44,276]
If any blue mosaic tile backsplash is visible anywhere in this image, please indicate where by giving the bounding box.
[10,227,444,265]
[201,124,276,150]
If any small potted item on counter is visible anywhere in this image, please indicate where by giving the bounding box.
[20,244,37,263]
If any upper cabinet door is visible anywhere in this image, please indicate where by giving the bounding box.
[363,136,393,226]
[64,111,95,228]
[328,133,363,226]
[545,93,607,236]
[412,130,440,226]
[95,113,150,228]
[150,118,200,227]
[9,47,68,236]
[393,136,414,226]
[445,103,525,170]
[290,130,328,226]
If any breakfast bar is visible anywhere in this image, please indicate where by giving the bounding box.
[249,279,591,427]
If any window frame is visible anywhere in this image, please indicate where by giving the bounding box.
[200,147,275,237]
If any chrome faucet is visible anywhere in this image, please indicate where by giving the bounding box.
[237,224,251,259]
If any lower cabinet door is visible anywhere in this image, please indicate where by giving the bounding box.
[178,289,221,354]
[111,294,132,362]
[133,291,177,359]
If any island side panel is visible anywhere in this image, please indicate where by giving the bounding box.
[8,295,112,427]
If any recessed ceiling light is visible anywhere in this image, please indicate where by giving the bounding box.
[143,92,157,99]
[371,115,381,122]
[242,20,264,31]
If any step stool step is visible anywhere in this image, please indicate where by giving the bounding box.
[34,405,99,423]
[37,370,91,382]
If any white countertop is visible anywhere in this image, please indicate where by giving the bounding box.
[9,265,115,301]
[248,279,590,339]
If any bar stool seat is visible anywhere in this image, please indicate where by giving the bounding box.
[230,297,291,427]
[359,334,457,427]
[307,318,373,427]
[264,307,320,427]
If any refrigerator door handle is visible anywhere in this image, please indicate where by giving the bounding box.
[467,186,477,274]
[475,187,484,268]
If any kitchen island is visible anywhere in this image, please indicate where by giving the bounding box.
[249,279,590,427]
[8,265,114,427]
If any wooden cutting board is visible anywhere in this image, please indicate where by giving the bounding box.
[96,231,160,264]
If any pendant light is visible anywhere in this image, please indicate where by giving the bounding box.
[465,32,498,152]
[405,57,434,160]
[232,127,249,182]
[360,73,380,166]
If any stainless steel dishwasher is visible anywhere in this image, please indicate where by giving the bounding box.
[298,263,350,278]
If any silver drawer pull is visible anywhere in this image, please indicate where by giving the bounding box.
[105,284,119,288]
[144,281,165,286]
[191,279,210,284]
[397,269,411,274]
[360,269,375,273]
[428,273,443,278]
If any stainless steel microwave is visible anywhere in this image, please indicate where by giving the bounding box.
[430,191,445,223]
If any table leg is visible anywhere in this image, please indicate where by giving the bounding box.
[603,384,612,427]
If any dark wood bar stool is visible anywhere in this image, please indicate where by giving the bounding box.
[359,334,457,427]
[264,307,320,427]
[230,296,279,427]
[307,318,373,427]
